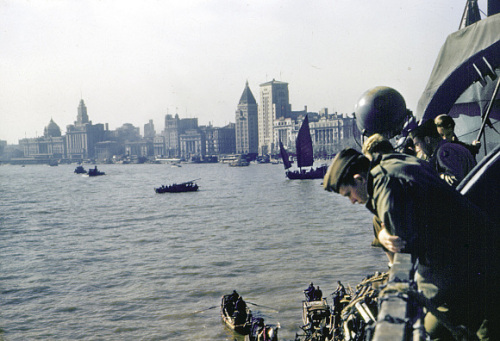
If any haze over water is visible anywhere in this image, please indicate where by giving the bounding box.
[1,163,386,340]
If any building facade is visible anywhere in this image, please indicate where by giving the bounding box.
[258,79,291,155]
[274,113,361,158]
[179,129,205,160]
[235,81,259,154]
[19,118,65,161]
[162,114,180,158]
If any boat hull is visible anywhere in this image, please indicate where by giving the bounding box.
[286,165,327,180]
[220,295,252,335]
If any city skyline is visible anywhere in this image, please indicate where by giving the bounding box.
[1,0,489,144]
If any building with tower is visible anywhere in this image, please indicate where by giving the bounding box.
[235,81,258,155]
[162,114,180,158]
[258,79,291,155]
[65,99,107,161]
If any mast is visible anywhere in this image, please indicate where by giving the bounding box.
[459,0,481,29]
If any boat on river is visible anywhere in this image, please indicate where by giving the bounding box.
[280,115,328,179]
[245,318,279,341]
[74,165,87,174]
[88,166,105,177]
[300,298,333,341]
[229,155,250,167]
[221,292,253,334]
[155,180,199,193]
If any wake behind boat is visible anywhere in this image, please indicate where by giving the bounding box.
[280,115,328,179]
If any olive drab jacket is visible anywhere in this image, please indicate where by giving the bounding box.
[365,153,493,301]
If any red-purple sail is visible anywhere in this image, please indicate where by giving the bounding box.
[279,140,292,169]
[296,115,314,168]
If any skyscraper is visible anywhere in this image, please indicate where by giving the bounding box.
[258,79,291,155]
[76,99,89,126]
[66,99,105,160]
[235,81,258,154]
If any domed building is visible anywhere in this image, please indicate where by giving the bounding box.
[18,118,65,163]
[44,118,62,138]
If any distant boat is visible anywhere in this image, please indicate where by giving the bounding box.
[280,116,328,179]
[74,165,87,174]
[229,156,250,167]
[155,180,199,193]
[88,166,105,177]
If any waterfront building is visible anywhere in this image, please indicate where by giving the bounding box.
[65,100,106,161]
[216,123,236,155]
[309,113,360,157]
[0,140,6,156]
[124,140,153,159]
[273,112,361,158]
[179,129,205,160]
[19,118,65,161]
[153,135,166,157]
[143,119,155,140]
[273,117,295,151]
[162,114,180,157]
[115,123,141,142]
[95,141,120,161]
[258,79,291,155]
[162,115,201,158]
[235,81,258,154]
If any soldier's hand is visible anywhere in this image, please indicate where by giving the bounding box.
[378,227,406,253]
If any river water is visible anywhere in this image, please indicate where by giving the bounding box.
[1,162,386,340]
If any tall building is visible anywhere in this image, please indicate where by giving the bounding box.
[76,99,89,125]
[66,99,106,161]
[144,119,155,140]
[258,79,291,155]
[235,81,258,155]
[163,114,180,157]
[203,123,236,156]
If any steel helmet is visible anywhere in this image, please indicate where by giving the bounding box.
[354,86,407,138]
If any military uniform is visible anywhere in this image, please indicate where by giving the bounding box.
[366,153,498,339]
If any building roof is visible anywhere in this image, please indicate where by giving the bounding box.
[259,78,288,87]
[44,118,62,137]
[238,80,257,105]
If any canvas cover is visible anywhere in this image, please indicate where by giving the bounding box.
[416,13,500,122]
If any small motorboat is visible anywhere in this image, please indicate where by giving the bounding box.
[74,165,87,174]
[88,166,105,176]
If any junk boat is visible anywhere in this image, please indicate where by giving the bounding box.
[279,115,328,179]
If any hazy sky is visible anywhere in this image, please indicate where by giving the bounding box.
[0,0,488,144]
